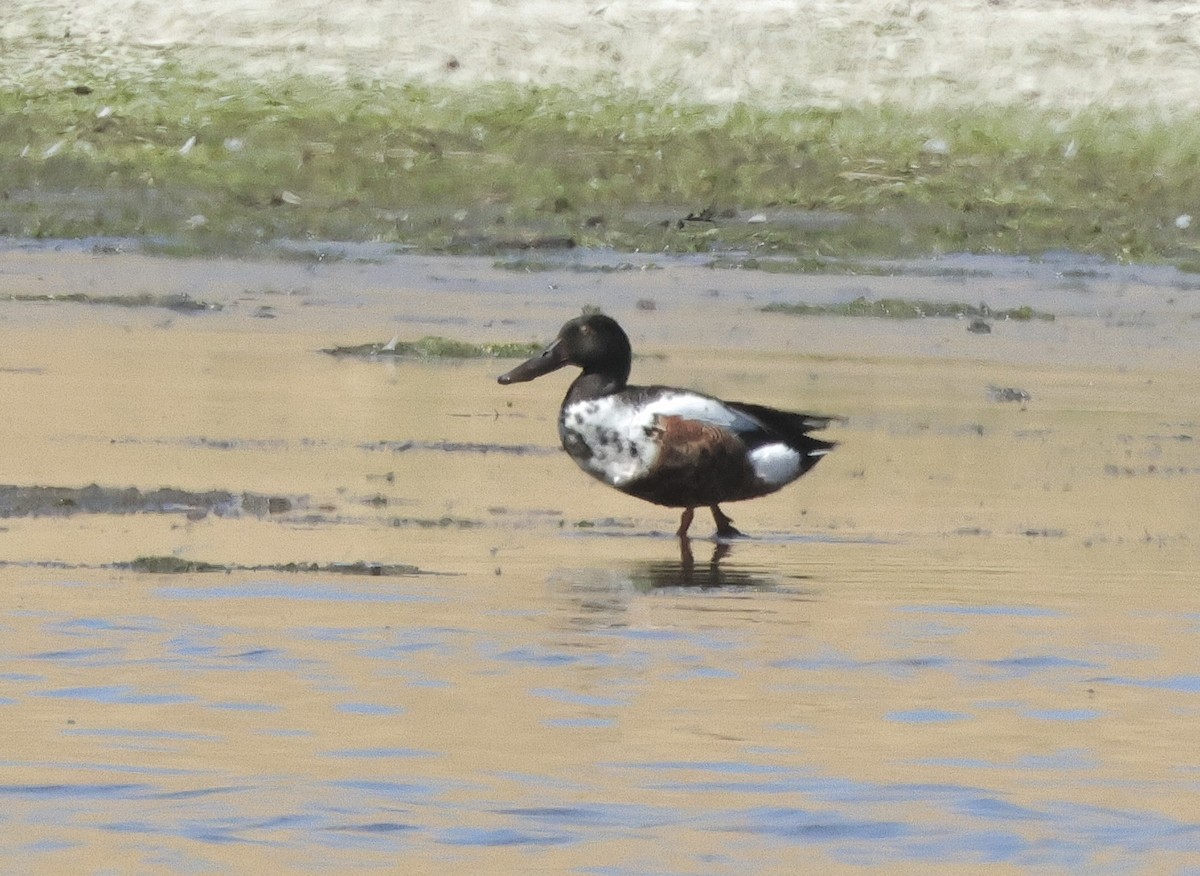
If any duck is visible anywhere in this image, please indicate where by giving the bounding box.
[498,314,837,538]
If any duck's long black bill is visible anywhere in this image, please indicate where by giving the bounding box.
[497,338,568,385]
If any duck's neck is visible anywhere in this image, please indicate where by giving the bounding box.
[565,370,625,405]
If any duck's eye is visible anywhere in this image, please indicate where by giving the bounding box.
[579,325,590,336]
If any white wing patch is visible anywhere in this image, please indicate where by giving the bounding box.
[637,391,760,433]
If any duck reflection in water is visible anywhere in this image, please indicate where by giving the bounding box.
[629,540,784,591]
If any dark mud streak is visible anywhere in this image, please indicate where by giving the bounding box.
[108,436,296,451]
[386,516,483,529]
[1104,465,1200,477]
[121,557,426,577]
[493,258,661,273]
[96,436,553,455]
[988,386,1032,403]
[3,293,221,312]
[0,485,299,518]
[363,440,557,456]
[762,297,1054,321]
[0,559,433,577]
[321,337,543,359]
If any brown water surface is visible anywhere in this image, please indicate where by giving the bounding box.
[1,246,1197,873]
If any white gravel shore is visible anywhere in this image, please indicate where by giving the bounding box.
[3,0,1200,111]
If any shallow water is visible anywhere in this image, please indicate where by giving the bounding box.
[1,248,1197,874]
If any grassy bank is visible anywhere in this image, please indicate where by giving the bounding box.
[4,66,1200,264]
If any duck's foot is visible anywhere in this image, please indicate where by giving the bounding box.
[676,507,695,539]
[710,504,746,539]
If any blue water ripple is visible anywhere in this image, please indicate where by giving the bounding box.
[439,826,573,847]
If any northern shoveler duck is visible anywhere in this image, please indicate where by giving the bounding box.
[497,314,837,538]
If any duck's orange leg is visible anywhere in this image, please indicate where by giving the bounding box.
[710,505,745,538]
[676,507,695,538]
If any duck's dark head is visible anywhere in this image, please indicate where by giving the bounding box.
[497,314,632,390]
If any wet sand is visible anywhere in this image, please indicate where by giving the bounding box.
[0,246,1198,873]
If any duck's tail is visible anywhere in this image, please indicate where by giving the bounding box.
[726,402,841,474]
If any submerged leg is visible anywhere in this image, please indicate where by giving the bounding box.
[676,507,695,538]
[710,504,745,538]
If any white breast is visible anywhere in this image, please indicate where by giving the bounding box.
[559,396,662,486]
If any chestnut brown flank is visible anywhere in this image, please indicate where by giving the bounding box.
[621,415,762,507]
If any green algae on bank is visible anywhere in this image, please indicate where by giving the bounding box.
[4,66,1200,264]
[706,256,884,275]
[493,258,662,273]
[124,556,424,576]
[321,336,544,359]
[0,484,296,518]
[3,291,222,311]
[762,297,1055,321]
